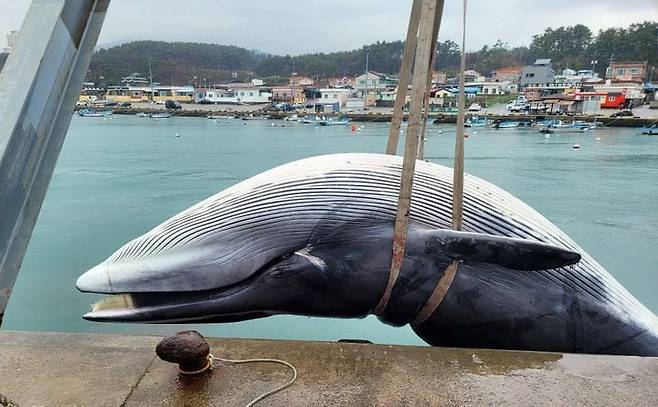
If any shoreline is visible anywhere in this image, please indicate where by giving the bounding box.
[102,106,658,128]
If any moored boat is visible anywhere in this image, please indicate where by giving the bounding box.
[640,124,658,135]
[78,108,113,117]
[150,112,173,119]
[464,115,491,127]
[317,117,350,126]
[493,120,521,129]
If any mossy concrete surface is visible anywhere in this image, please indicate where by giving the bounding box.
[0,330,657,406]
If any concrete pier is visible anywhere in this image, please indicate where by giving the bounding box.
[0,330,657,406]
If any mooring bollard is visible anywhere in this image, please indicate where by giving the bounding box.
[155,330,212,375]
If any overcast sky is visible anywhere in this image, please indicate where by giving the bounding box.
[1,1,656,54]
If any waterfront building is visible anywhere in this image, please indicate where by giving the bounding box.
[590,79,645,108]
[78,82,105,102]
[318,88,350,111]
[355,71,398,105]
[463,81,511,96]
[193,84,271,104]
[120,72,151,87]
[520,59,555,88]
[271,86,306,104]
[447,69,485,85]
[107,85,194,103]
[606,61,649,82]
[555,68,601,84]
[290,75,315,88]
[573,91,606,114]
[492,67,523,83]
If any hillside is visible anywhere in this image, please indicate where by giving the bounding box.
[1,21,655,85]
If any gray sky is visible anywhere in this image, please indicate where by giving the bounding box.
[1,1,656,54]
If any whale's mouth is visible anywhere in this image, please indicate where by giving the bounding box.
[81,253,292,323]
[83,289,271,323]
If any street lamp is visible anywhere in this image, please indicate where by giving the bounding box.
[591,59,598,74]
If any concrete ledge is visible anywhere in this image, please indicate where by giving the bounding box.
[0,330,657,406]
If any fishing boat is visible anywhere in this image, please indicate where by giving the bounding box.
[136,112,151,118]
[317,117,350,126]
[78,108,112,117]
[640,124,658,135]
[207,115,234,120]
[150,112,172,119]
[493,120,521,129]
[464,116,491,127]
[283,114,299,122]
[538,120,593,134]
[299,115,320,124]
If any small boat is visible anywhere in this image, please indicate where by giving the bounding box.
[493,120,521,129]
[299,115,319,124]
[242,114,270,121]
[317,117,350,126]
[78,108,112,117]
[640,124,658,135]
[150,112,172,119]
[207,115,233,120]
[136,112,151,118]
[284,114,299,122]
[538,120,591,134]
[464,116,491,127]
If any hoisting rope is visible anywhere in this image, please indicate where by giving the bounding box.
[375,0,468,322]
[375,0,441,315]
[413,0,468,325]
[385,0,422,155]
[417,0,444,160]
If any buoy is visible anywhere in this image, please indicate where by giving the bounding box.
[438,130,443,134]
[352,124,356,132]
[573,144,581,149]
[545,134,550,138]
[176,133,180,138]
[271,123,276,127]
[596,137,601,141]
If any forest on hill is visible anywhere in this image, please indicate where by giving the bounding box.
[1,21,655,85]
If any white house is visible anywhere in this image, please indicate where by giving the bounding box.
[316,88,351,112]
[194,85,272,104]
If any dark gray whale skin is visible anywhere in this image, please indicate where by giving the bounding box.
[76,154,658,357]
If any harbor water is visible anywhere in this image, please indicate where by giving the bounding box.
[3,115,657,345]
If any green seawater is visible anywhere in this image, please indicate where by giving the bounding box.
[3,115,657,345]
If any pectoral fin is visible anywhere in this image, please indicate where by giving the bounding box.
[424,230,581,271]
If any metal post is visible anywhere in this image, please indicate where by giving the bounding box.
[0,0,110,324]
[363,50,370,109]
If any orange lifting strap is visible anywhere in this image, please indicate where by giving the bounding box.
[375,0,468,325]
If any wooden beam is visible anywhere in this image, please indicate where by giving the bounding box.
[385,0,422,155]
[452,0,468,231]
[417,0,445,159]
[375,0,438,315]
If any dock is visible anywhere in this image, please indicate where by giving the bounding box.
[1,330,656,406]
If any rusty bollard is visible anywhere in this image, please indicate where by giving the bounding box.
[156,330,212,375]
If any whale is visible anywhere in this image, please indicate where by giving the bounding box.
[77,153,658,356]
